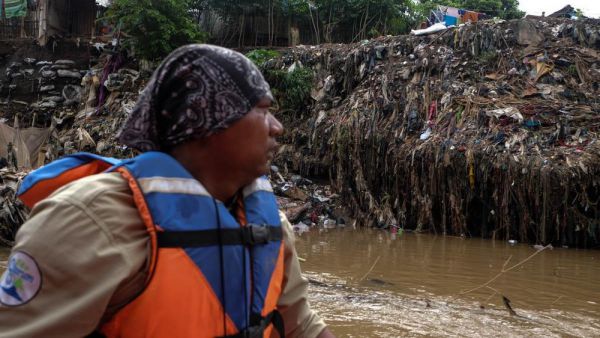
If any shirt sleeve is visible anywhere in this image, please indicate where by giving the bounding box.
[0,176,148,337]
[277,211,327,338]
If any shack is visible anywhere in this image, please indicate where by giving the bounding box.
[428,5,486,27]
[549,5,578,19]
[0,0,101,46]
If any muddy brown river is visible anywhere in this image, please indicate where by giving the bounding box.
[1,228,599,337]
[295,228,600,337]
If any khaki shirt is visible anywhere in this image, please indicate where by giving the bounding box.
[0,173,326,337]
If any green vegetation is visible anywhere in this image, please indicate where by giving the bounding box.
[184,0,524,47]
[246,49,281,67]
[263,67,314,112]
[106,0,206,60]
[480,50,498,63]
[105,0,526,51]
[567,64,579,76]
[279,67,314,112]
[201,0,523,45]
[246,48,313,112]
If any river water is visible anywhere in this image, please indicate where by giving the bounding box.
[295,228,600,337]
[1,229,598,337]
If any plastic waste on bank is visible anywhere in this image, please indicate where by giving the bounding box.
[486,107,524,122]
[293,221,310,234]
[420,127,432,140]
[411,23,448,36]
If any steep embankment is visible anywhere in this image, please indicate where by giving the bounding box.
[268,17,600,247]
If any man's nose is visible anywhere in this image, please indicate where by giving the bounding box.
[269,114,284,137]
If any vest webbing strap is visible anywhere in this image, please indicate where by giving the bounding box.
[89,310,286,338]
[222,310,285,338]
[157,225,283,248]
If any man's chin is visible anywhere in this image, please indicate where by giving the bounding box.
[258,163,270,177]
[246,163,270,182]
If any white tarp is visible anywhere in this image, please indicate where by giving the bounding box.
[0,124,51,170]
[411,23,448,36]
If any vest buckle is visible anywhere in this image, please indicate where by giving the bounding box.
[242,224,270,245]
[221,311,285,338]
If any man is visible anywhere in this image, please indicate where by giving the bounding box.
[0,45,334,338]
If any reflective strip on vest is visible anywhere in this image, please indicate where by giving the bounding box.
[242,177,274,198]
[137,177,211,196]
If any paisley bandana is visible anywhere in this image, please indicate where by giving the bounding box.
[118,44,273,152]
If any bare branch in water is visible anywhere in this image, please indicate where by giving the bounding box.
[501,255,512,271]
[484,286,500,303]
[359,255,381,281]
[551,295,564,306]
[460,244,552,295]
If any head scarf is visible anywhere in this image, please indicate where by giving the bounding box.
[118,44,273,152]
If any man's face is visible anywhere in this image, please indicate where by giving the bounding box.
[208,97,284,182]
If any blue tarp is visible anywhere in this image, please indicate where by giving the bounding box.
[444,15,458,26]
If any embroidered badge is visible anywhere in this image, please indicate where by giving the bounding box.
[0,251,42,306]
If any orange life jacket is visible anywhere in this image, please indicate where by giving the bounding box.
[18,152,286,338]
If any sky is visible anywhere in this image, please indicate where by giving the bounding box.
[519,0,600,18]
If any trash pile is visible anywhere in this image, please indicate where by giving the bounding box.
[0,169,28,247]
[267,17,600,247]
[0,44,146,245]
[2,48,86,122]
[0,43,144,160]
[270,165,348,234]
[48,59,142,160]
[0,41,349,245]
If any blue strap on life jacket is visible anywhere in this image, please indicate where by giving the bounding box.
[17,153,120,208]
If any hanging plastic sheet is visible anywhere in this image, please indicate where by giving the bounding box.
[0,124,51,169]
[462,11,479,23]
[444,15,458,26]
[445,7,460,18]
[1,0,28,18]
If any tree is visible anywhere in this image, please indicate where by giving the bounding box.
[106,0,206,61]
[181,0,524,48]
[311,0,417,42]
[499,0,525,19]
[414,0,524,20]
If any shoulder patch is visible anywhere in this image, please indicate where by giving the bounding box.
[0,251,42,307]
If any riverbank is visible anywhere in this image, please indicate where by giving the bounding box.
[264,17,600,248]
[0,17,599,248]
